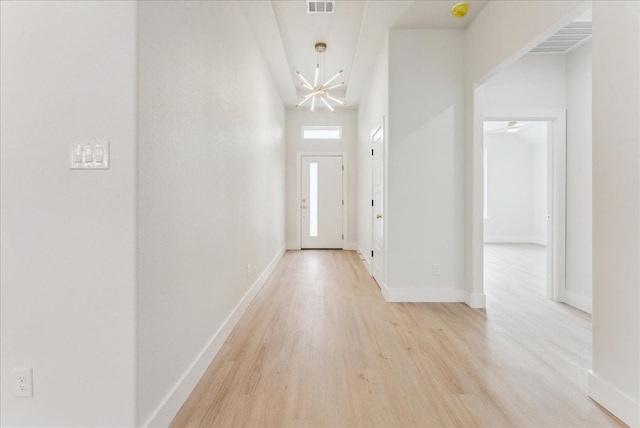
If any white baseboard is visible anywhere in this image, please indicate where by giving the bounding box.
[287,243,358,250]
[343,242,358,250]
[588,370,640,427]
[465,292,486,308]
[286,242,300,250]
[531,235,547,245]
[356,244,372,275]
[144,247,286,428]
[563,290,592,314]
[382,286,465,303]
[484,236,547,245]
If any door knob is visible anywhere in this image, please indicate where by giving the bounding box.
[376,214,382,219]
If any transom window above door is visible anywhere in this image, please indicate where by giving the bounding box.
[301,126,342,140]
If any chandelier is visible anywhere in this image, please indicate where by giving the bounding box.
[295,42,344,112]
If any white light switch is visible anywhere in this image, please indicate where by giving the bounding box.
[72,145,83,163]
[94,145,104,163]
[83,146,93,162]
[70,141,109,169]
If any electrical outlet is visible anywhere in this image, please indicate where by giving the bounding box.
[14,368,33,397]
[432,264,440,276]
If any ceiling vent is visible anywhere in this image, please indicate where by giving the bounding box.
[307,1,334,14]
[530,20,592,54]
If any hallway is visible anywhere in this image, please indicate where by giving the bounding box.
[171,250,621,427]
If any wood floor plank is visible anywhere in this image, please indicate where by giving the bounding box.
[170,248,624,428]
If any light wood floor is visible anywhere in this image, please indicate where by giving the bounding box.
[171,249,623,427]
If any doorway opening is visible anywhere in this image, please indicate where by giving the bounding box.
[482,111,566,304]
[483,120,552,302]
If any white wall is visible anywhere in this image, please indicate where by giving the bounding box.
[589,2,640,426]
[0,2,137,426]
[565,41,593,311]
[137,1,285,425]
[386,29,465,301]
[285,109,357,249]
[483,56,567,110]
[484,129,547,244]
[357,35,389,276]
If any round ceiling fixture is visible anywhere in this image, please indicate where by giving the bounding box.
[451,2,469,18]
[507,121,520,133]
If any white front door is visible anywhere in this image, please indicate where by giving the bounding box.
[301,155,343,249]
[372,127,384,286]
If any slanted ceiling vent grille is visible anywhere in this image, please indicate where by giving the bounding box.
[307,1,334,14]
[530,21,592,54]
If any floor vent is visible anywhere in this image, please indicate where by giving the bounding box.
[530,20,592,54]
[307,1,335,14]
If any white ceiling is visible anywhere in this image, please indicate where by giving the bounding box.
[243,1,487,110]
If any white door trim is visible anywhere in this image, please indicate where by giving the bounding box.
[482,109,567,302]
[296,152,348,250]
[371,126,385,288]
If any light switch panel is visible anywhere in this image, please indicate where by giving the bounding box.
[70,141,109,169]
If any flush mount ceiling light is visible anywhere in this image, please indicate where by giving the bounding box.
[295,42,344,113]
[506,121,520,133]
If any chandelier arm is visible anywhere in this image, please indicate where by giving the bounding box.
[300,90,322,101]
[296,71,314,90]
[325,94,344,105]
[326,82,344,90]
[295,90,323,108]
[321,70,343,88]
[311,95,317,113]
[295,95,313,108]
[319,96,335,112]
[301,82,313,90]
[314,64,319,87]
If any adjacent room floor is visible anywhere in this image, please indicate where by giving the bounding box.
[171,249,622,427]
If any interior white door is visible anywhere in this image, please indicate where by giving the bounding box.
[301,155,343,249]
[372,128,384,286]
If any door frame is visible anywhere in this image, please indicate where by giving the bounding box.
[296,152,348,250]
[370,126,385,288]
[482,109,567,301]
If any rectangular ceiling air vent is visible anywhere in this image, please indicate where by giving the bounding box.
[530,20,592,55]
[307,1,334,14]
